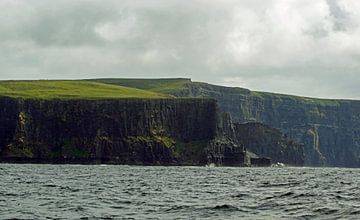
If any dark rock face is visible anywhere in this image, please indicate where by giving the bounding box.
[206,137,247,166]
[250,157,271,167]
[0,97,218,165]
[234,123,304,166]
[0,95,311,167]
[206,113,304,166]
[175,82,360,167]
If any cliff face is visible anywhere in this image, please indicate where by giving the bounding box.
[205,113,304,166]
[175,83,360,167]
[233,123,304,166]
[0,97,218,165]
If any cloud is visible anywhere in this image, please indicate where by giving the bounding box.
[0,0,359,99]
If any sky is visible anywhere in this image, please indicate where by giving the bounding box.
[1,0,360,99]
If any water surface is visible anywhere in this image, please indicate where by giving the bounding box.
[0,164,359,219]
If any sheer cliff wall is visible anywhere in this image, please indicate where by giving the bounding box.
[175,82,360,167]
[0,97,217,165]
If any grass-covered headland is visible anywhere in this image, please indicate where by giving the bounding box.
[90,78,191,94]
[0,80,170,100]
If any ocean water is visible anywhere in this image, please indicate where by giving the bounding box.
[0,164,359,220]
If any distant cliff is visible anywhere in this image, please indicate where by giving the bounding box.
[0,78,331,167]
[0,97,218,165]
[212,113,304,166]
[233,122,304,166]
[174,82,360,167]
[0,95,305,166]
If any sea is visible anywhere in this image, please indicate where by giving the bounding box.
[0,164,359,220]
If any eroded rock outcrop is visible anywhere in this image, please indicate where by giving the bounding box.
[205,113,304,166]
[233,122,304,166]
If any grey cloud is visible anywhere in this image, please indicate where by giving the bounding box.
[327,0,350,31]
[0,0,360,99]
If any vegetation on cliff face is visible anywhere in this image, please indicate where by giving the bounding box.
[0,80,170,99]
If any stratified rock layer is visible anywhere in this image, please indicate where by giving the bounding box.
[207,113,304,166]
[234,122,304,166]
[0,97,218,165]
[175,82,360,167]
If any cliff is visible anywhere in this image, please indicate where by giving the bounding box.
[173,82,360,167]
[0,97,218,165]
[233,122,304,166]
[209,113,304,166]
[0,78,335,166]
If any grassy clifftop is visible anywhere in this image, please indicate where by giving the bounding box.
[90,78,191,94]
[90,78,352,106]
[1,78,356,105]
[0,80,170,100]
[250,91,344,107]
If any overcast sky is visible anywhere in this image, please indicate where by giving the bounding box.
[1,0,360,99]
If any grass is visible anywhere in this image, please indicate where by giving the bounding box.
[250,91,343,107]
[0,80,171,100]
[90,78,191,94]
[0,78,354,106]
[91,78,346,107]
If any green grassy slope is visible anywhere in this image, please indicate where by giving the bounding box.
[90,78,191,94]
[0,80,170,100]
[1,78,355,104]
[91,78,353,106]
[250,91,344,106]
